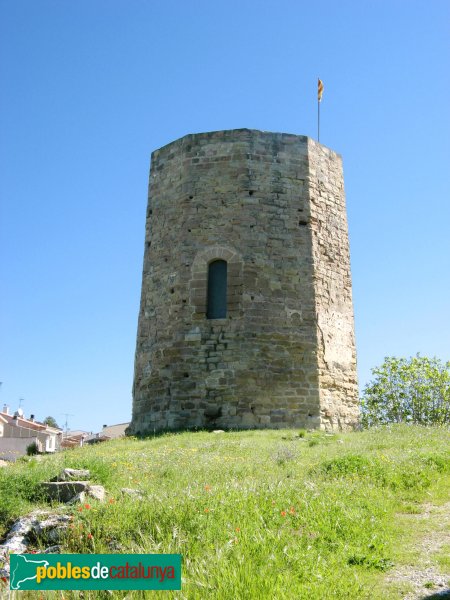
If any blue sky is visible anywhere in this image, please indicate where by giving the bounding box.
[1,0,449,433]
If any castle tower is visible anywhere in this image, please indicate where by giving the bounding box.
[129,129,359,434]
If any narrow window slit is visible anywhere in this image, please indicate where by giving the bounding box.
[207,260,227,319]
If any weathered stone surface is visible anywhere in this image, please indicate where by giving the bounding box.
[66,491,86,505]
[0,511,69,582]
[86,485,106,502]
[0,510,70,556]
[130,129,359,434]
[53,468,90,482]
[41,481,89,503]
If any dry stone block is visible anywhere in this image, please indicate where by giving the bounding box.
[86,485,106,502]
[54,468,90,482]
[41,481,89,503]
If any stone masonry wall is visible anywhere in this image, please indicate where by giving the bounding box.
[130,129,358,434]
[307,139,359,429]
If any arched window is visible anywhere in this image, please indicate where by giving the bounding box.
[207,260,227,319]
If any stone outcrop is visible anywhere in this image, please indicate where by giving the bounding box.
[52,468,90,482]
[0,510,69,554]
[41,481,90,503]
[130,129,359,434]
[42,469,105,503]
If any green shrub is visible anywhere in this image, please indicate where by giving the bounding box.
[26,441,39,456]
[361,355,450,427]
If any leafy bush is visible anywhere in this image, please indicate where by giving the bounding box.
[361,355,450,427]
[26,441,39,456]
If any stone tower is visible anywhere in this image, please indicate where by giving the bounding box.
[129,129,359,434]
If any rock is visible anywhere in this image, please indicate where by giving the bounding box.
[0,536,27,555]
[60,485,106,504]
[66,491,86,505]
[32,513,71,544]
[51,468,90,482]
[0,510,70,557]
[120,488,144,499]
[32,512,71,535]
[212,430,225,434]
[0,512,69,583]
[41,481,89,503]
[86,485,106,502]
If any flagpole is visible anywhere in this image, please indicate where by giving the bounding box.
[318,98,320,143]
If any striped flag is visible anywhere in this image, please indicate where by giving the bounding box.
[318,78,324,102]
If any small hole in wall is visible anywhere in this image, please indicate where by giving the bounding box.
[170,288,175,294]
[250,225,254,228]
[149,209,153,215]
[308,413,313,417]
[250,295,254,300]
[182,299,187,303]
[188,229,191,232]
[183,372,189,378]
[299,220,308,226]
[189,195,194,200]
[146,242,151,248]
[249,190,254,196]
[298,208,303,212]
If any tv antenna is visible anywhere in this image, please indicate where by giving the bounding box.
[61,413,74,435]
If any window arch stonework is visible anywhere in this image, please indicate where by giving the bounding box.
[190,246,243,318]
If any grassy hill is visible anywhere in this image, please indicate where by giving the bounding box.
[1,425,449,599]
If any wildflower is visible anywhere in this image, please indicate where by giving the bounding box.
[235,527,240,532]
[204,485,211,491]
[77,507,83,512]
[204,508,209,513]
[289,506,295,515]
[87,533,93,540]
[281,511,287,517]
[109,498,115,504]
[84,504,91,510]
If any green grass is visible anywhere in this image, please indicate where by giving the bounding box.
[435,544,450,572]
[1,425,449,599]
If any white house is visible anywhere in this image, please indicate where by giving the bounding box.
[0,406,63,460]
